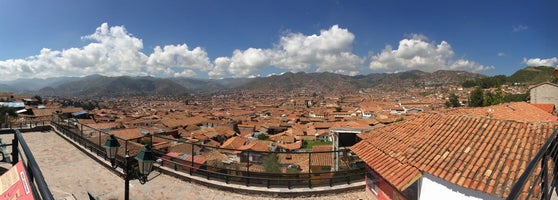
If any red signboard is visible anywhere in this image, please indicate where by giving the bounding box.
[0,162,34,200]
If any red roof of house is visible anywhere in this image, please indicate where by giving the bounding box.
[446,102,557,123]
[532,103,555,114]
[351,113,557,198]
[221,136,246,150]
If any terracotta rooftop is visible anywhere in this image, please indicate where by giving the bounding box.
[311,145,334,167]
[532,103,555,114]
[108,128,145,140]
[83,122,123,131]
[445,102,557,123]
[221,136,246,150]
[351,113,557,198]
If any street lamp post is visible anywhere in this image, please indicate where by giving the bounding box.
[103,134,156,200]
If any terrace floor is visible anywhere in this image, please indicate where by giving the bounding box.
[1,131,371,200]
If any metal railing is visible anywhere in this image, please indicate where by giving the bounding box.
[51,120,365,190]
[0,129,54,200]
[507,128,558,200]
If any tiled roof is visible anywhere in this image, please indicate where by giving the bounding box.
[311,145,333,167]
[278,153,310,173]
[31,108,58,117]
[60,107,83,113]
[165,152,207,165]
[108,128,145,140]
[532,104,555,114]
[351,113,557,198]
[445,102,557,123]
[221,136,246,150]
[168,143,202,155]
[277,141,302,150]
[83,122,123,131]
[238,140,272,152]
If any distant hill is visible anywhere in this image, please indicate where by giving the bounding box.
[0,76,82,92]
[36,75,190,97]
[239,72,361,94]
[170,77,252,92]
[0,69,494,97]
[238,70,484,94]
[507,66,555,84]
[462,66,555,88]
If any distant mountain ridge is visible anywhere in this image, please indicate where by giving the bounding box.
[37,76,190,97]
[0,67,552,97]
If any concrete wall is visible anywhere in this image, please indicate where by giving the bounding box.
[530,83,558,108]
[419,173,500,200]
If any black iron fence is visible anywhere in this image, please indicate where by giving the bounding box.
[51,120,365,189]
[507,128,558,200]
[0,129,54,200]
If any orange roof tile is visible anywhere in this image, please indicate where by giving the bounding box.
[351,113,557,198]
[445,102,556,123]
[532,104,555,114]
[108,128,145,140]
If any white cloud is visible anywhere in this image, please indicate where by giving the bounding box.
[513,25,528,32]
[147,44,212,76]
[212,25,364,78]
[369,34,494,72]
[0,23,212,81]
[173,69,197,77]
[0,23,499,81]
[522,57,558,66]
[497,52,505,57]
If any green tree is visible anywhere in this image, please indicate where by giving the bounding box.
[445,93,461,108]
[483,91,494,106]
[504,93,529,102]
[262,153,280,173]
[33,95,43,104]
[462,80,477,88]
[0,106,17,128]
[469,87,484,107]
[492,83,505,105]
[256,133,269,140]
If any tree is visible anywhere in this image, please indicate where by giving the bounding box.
[469,87,484,107]
[483,91,494,106]
[492,83,505,105]
[0,106,17,128]
[445,93,461,108]
[33,95,43,104]
[256,133,269,140]
[262,153,280,173]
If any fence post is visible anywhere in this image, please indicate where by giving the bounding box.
[308,152,312,188]
[190,143,194,175]
[246,151,250,187]
[542,156,549,200]
[11,137,18,165]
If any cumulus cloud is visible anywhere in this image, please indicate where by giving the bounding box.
[0,23,212,80]
[212,48,273,78]
[210,25,364,78]
[369,34,493,72]
[522,57,558,66]
[0,23,498,81]
[147,44,212,76]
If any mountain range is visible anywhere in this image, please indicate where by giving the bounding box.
[0,66,553,98]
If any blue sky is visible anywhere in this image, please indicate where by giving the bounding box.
[0,0,556,81]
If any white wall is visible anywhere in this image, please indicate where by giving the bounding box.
[531,83,558,108]
[419,173,501,200]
